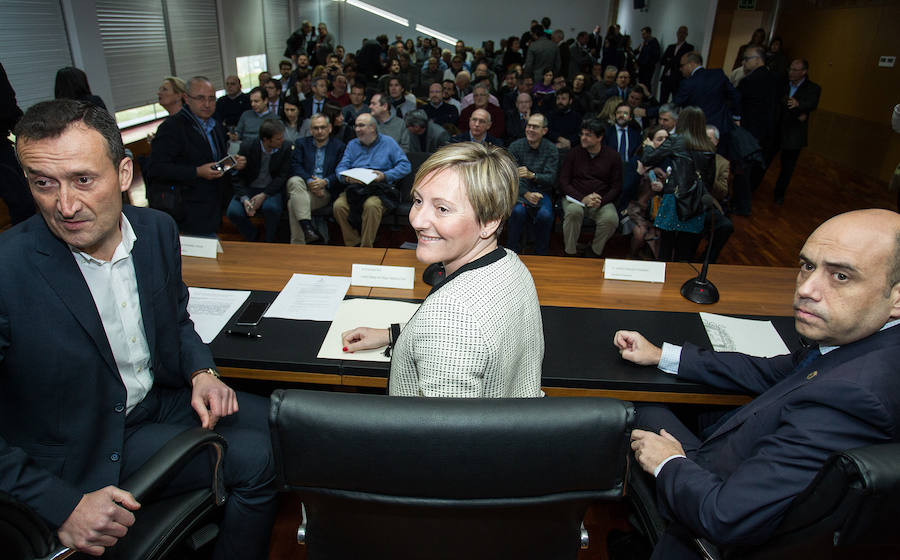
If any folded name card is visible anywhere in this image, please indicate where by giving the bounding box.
[351,264,415,290]
[603,258,666,283]
[180,236,223,259]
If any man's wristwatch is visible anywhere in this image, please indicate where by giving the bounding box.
[191,367,221,381]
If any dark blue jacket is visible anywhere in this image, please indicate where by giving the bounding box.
[290,136,346,197]
[673,67,742,134]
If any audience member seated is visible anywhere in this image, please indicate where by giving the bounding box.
[287,112,346,244]
[451,108,504,147]
[497,71,519,107]
[617,208,900,558]
[376,58,403,94]
[442,79,462,111]
[281,95,303,143]
[263,78,282,116]
[278,60,295,96]
[559,117,621,257]
[149,76,232,235]
[658,103,678,132]
[326,106,356,144]
[225,119,291,242]
[570,74,591,115]
[503,74,534,112]
[341,83,369,126]
[341,143,544,397]
[443,55,467,81]
[628,126,668,258]
[293,69,312,100]
[589,65,618,111]
[423,82,459,127]
[236,86,273,140]
[214,75,250,129]
[328,74,350,107]
[301,76,330,120]
[333,113,411,247]
[397,52,419,94]
[420,57,444,94]
[386,76,417,118]
[505,92,533,145]
[454,70,472,100]
[459,80,501,112]
[405,109,450,153]
[546,87,582,152]
[506,114,558,255]
[258,71,272,90]
[601,69,633,106]
[531,68,556,111]
[6,98,276,559]
[458,85,505,139]
[370,92,411,152]
[603,102,642,207]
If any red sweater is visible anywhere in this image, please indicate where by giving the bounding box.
[559,145,622,203]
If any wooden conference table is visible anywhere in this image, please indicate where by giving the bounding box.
[182,242,798,405]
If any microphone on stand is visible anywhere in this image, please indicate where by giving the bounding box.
[681,194,719,304]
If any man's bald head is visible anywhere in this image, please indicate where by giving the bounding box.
[794,209,900,346]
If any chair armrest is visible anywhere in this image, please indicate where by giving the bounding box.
[120,427,228,506]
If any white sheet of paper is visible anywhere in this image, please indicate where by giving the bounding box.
[351,264,415,289]
[318,298,421,362]
[339,167,379,184]
[603,258,666,283]
[700,312,791,358]
[264,273,352,322]
[180,235,223,259]
[187,287,251,343]
[565,194,586,207]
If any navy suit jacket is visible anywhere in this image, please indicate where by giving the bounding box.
[657,327,900,546]
[290,136,347,198]
[673,67,742,134]
[603,124,642,162]
[0,206,213,528]
[779,78,821,150]
[233,138,293,198]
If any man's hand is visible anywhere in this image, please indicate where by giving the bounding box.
[308,177,328,196]
[633,107,647,118]
[341,327,390,352]
[630,429,685,474]
[57,486,140,556]
[372,170,386,183]
[556,137,571,149]
[249,193,267,212]
[227,131,239,142]
[613,330,662,365]
[242,198,255,217]
[191,372,238,429]
[582,193,602,208]
[523,191,543,205]
[786,97,799,109]
[516,166,532,179]
[344,176,364,185]
[233,155,247,171]
[196,164,224,180]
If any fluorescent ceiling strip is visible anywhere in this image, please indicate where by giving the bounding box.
[414,24,457,47]
[343,0,409,27]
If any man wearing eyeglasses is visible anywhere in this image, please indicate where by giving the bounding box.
[148,76,243,236]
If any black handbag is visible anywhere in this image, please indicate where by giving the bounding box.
[670,151,710,222]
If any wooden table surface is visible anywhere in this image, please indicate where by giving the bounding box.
[184,242,799,403]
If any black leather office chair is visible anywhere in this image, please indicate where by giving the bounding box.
[1,427,226,560]
[627,442,900,560]
[269,389,634,560]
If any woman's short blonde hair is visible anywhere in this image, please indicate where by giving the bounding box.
[163,76,187,95]
[412,142,518,232]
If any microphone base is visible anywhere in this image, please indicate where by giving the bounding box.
[681,277,720,304]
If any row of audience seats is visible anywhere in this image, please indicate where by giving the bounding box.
[4,392,898,559]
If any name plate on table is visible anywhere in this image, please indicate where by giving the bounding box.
[603,258,666,283]
[180,236,223,259]
[351,264,415,290]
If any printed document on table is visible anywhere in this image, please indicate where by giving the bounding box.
[700,312,790,357]
[339,168,379,184]
[264,273,352,322]
[318,298,420,362]
[187,288,251,343]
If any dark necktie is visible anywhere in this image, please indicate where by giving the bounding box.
[618,128,628,161]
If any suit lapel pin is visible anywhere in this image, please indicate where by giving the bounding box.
[806,370,818,380]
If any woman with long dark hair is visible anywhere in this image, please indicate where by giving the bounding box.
[54,67,107,110]
[638,106,716,262]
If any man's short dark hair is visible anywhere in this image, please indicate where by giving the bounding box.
[372,93,389,108]
[295,69,310,80]
[249,86,264,99]
[580,116,605,137]
[442,79,456,87]
[14,99,125,167]
[311,76,328,89]
[684,51,703,66]
[642,26,652,34]
[796,58,810,71]
[531,23,544,36]
[350,83,365,93]
[258,118,286,140]
[615,101,631,114]
[556,86,573,98]
[404,109,428,129]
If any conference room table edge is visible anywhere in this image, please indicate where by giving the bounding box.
[184,242,798,404]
